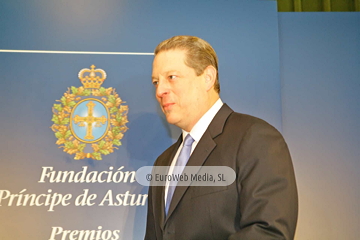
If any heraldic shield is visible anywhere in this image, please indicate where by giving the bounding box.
[51,65,128,160]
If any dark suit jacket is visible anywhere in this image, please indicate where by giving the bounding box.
[145,104,298,240]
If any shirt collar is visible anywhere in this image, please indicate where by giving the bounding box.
[182,98,223,142]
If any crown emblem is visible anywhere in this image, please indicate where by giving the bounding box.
[52,65,129,160]
[78,65,107,89]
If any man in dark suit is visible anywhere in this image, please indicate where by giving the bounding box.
[145,35,298,240]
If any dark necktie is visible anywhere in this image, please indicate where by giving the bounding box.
[165,134,194,215]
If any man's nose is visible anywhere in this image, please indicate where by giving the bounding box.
[156,80,170,98]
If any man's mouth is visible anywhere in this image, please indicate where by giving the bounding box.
[162,103,175,111]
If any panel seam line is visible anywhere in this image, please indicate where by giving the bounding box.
[0,49,154,55]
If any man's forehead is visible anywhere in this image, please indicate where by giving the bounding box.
[152,49,187,72]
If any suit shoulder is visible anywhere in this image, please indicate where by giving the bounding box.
[227,112,279,133]
[226,112,290,153]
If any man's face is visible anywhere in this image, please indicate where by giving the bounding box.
[152,49,208,131]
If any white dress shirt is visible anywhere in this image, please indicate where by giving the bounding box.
[164,98,224,202]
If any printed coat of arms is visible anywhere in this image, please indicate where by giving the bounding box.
[51,65,128,160]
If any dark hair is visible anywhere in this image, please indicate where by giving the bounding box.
[154,35,220,93]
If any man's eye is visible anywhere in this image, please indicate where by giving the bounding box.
[169,75,177,80]
[152,81,158,86]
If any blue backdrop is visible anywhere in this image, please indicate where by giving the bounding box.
[279,12,360,240]
[1,1,359,239]
[0,1,282,239]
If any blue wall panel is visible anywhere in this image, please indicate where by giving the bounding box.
[279,13,360,240]
[0,1,281,239]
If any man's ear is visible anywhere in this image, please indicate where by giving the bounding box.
[203,65,217,91]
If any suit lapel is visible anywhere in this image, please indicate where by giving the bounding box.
[156,135,182,232]
[163,104,234,226]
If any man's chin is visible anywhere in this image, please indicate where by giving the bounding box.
[165,115,180,126]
